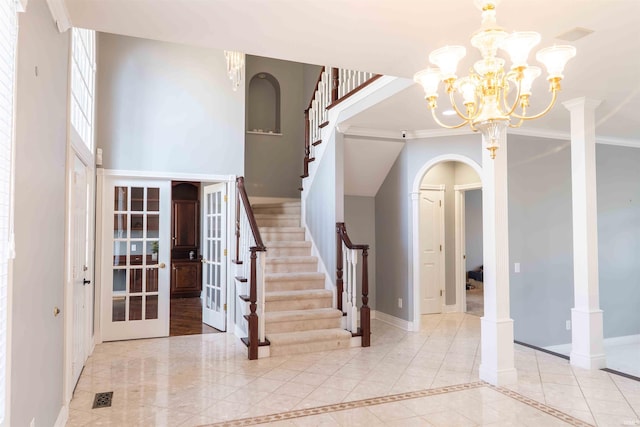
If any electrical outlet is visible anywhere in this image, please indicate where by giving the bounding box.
[398,298,402,308]
[514,262,520,273]
[566,320,571,330]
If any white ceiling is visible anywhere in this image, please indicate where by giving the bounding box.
[66,0,640,143]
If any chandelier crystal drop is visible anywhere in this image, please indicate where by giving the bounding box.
[224,50,245,91]
[413,0,576,159]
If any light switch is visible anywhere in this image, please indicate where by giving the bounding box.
[131,243,137,251]
[514,262,520,273]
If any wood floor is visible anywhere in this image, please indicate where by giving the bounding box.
[169,297,220,336]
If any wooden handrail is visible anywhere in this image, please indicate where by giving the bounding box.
[307,66,326,111]
[327,74,383,110]
[336,222,371,347]
[236,177,265,251]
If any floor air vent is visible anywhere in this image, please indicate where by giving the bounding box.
[92,391,113,409]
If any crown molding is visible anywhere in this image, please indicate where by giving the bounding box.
[342,125,640,148]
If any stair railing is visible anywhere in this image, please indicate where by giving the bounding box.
[235,177,267,359]
[336,222,370,347]
[302,68,381,179]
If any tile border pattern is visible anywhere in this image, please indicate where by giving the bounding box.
[200,381,595,427]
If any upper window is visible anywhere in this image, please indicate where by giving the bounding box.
[70,28,96,151]
[0,0,17,424]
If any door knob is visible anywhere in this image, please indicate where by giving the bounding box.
[201,258,207,263]
[83,279,91,286]
[158,262,166,269]
[53,307,61,317]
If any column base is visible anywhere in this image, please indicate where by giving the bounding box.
[570,308,606,370]
[479,365,518,386]
[480,317,517,386]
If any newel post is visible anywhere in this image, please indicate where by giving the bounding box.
[361,248,370,347]
[336,223,344,312]
[248,248,259,360]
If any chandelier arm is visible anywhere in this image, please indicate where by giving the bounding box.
[430,108,469,129]
[448,90,474,122]
[502,75,523,117]
[511,89,558,120]
[508,114,526,128]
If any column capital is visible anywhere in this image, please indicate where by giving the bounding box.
[562,97,602,112]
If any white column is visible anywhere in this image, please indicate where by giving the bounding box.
[480,129,517,386]
[563,97,606,370]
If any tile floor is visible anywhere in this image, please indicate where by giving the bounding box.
[67,314,640,426]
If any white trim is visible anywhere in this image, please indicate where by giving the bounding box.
[455,190,465,314]
[97,169,235,183]
[54,405,68,427]
[441,304,458,313]
[342,124,640,148]
[411,155,483,330]
[420,184,445,191]
[454,182,482,191]
[45,0,71,32]
[371,310,414,331]
[233,323,245,339]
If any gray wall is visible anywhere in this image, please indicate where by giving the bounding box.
[465,189,483,271]
[375,135,482,320]
[344,196,376,309]
[12,0,68,424]
[244,56,308,198]
[596,144,640,339]
[96,33,245,175]
[508,136,575,347]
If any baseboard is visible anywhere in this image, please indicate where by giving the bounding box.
[54,404,69,427]
[372,310,414,331]
[442,304,459,313]
[543,333,640,356]
[234,323,246,339]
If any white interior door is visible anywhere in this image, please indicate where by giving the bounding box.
[202,183,228,330]
[420,189,444,314]
[101,179,171,341]
[71,154,89,385]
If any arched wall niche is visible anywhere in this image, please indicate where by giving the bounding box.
[247,72,281,134]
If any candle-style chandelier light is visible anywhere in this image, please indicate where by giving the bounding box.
[413,0,576,158]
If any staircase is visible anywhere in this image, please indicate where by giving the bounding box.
[252,201,352,356]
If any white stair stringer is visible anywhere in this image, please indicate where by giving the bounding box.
[250,201,350,357]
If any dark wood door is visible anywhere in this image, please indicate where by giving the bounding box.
[171,260,202,297]
[173,200,199,249]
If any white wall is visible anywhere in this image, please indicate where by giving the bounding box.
[96,33,245,175]
[11,0,69,424]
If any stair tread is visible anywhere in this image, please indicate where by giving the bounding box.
[265,289,332,301]
[255,213,301,219]
[253,202,301,208]
[265,241,311,247]
[260,227,305,232]
[266,256,317,264]
[267,328,352,345]
[265,307,341,322]
[265,272,325,281]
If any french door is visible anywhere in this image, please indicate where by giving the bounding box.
[101,178,171,341]
[202,183,228,331]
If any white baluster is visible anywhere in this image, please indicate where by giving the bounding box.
[351,249,359,332]
[342,242,348,315]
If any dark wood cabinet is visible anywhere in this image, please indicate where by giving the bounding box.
[170,182,201,298]
[173,200,199,249]
[171,260,202,297]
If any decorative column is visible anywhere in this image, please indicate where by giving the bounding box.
[563,97,606,370]
[479,128,517,386]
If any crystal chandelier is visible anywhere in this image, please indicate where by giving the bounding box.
[413,0,576,159]
[224,50,245,91]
